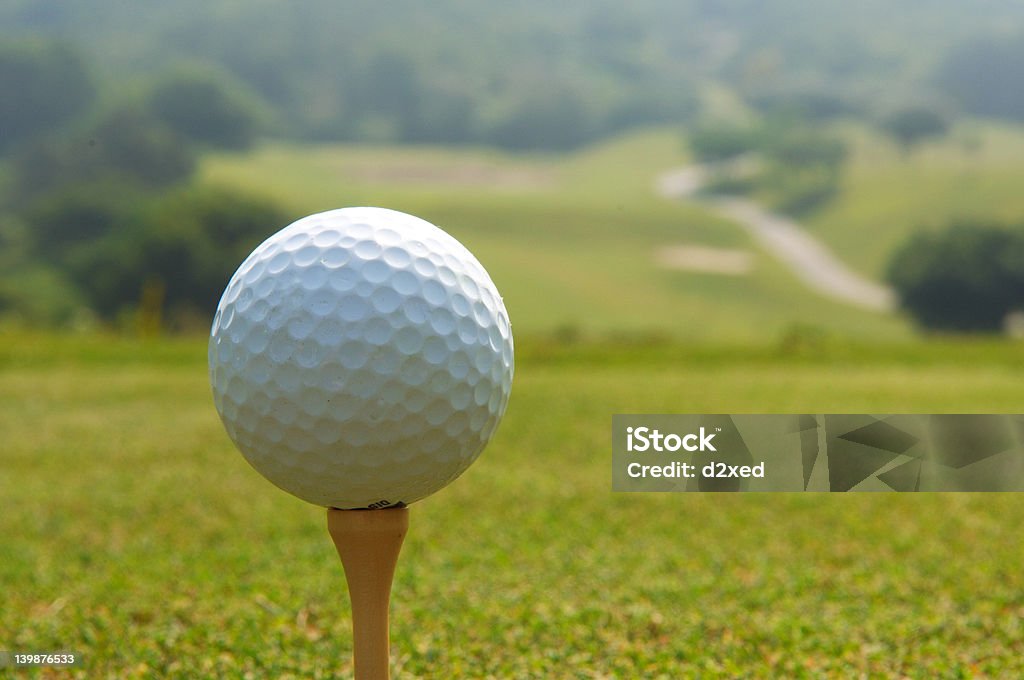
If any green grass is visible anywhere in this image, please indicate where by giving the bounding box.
[2,333,1024,677]
[7,123,1024,676]
[201,129,909,342]
[808,121,1024,279]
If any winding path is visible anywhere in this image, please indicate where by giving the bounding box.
[657,166,894,312]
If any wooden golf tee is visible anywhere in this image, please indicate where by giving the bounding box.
[327,507,409,680]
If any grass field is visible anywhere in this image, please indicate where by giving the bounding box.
[201,130,909,343]
[201,123,1024,333]
[6,124,1024,677]
[3,334,1023,678]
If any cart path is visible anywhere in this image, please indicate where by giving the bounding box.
[656,166,895,312]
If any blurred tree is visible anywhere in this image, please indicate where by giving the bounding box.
[0,214,85,326]
[882,107,949,151]
[63,228,146,321]
[605,77,699,133]
[147,66,264,150]
[757,125,847,214]
[91,107,197,186]
[758,165,838,214]
[888,223,1024,332]
[0,264,86,326]
[18,182,287,328]
[3,0,1016,150]
[0,39,95,154]
[747,89,860,122]
[170,186,284,252]
[402,82,476,144]
[11,105,195,204]
[687,124,761,162]
[488,82,592,151]
[339,51,424,143]
[688,118,847,213]
[22,181,141,262]
[60,187,289,327]
[762,128,846,169]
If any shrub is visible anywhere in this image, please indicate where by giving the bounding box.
[688,124,761,163]
[887,222,1024,332]
[882,107,949,151]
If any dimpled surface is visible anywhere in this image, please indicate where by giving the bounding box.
[209,207,513,509]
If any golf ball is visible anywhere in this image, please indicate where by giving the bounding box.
[209,207,513,509]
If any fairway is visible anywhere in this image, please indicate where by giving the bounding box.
[3,335,1023,677]
[201,131,910,343]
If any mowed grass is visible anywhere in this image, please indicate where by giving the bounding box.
[201,130,909,342]
[808,121,1024,279]
[2,334,1024,677]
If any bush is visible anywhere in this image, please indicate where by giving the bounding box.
[0,213,88,326]
[11,106,195,204]
[759,128,846,214]
[22,182,144,262]
[687,119,847,214]
[887,223,1024,332]
[882,107,949,151]
[21,185,289,328]
[70,184,290,325]
[688,124,761,163]
[0,264,86,327]
[89,107,197,187]
[762,129,846,169]
[763,166,841,214]
[141,186,291,320]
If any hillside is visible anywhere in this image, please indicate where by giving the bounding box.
[200,129,909,342]
[807,122,1024,278]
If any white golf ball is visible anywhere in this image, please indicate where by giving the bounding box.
[209,207,513,509]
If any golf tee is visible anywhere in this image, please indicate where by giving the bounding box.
[327,507,409,680]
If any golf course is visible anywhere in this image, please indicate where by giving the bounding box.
[4,126,1024,677]
[6,2,1024,675]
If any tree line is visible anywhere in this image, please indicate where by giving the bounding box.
[6,3,1024,333]
[0,40,288,331]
